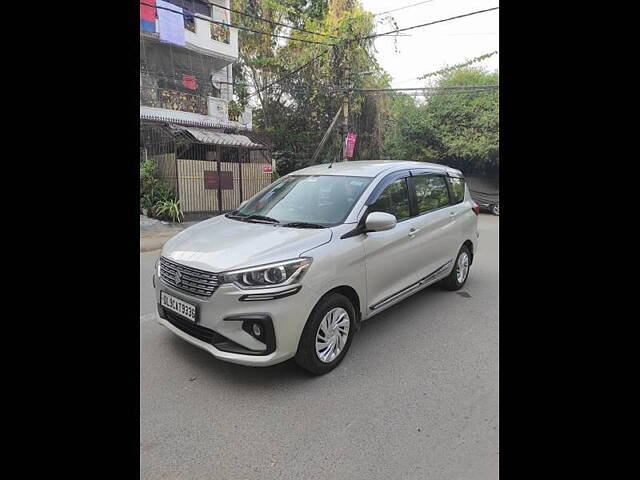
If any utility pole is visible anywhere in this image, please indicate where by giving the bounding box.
[341,67,350,162]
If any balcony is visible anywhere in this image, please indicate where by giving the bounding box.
[140,76,252,129]
[183,14,238,62]
[140,0,238,65]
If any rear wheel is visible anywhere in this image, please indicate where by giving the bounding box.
[295,293,356,375]
[439,245,472,291]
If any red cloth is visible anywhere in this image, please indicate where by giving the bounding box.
[182,74,197,90]
[140,0,156,22]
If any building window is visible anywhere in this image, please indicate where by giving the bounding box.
[165,0,210,16]
[184,11,196,33]
[211,22,230,43]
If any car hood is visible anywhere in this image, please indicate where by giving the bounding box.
[161,215,333,272]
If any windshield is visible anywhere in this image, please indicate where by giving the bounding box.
[232,175,372,226]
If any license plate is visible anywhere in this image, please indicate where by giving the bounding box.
[161,291,197,323]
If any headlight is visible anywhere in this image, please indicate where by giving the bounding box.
[156,258,161,278]
[219,258,312,289]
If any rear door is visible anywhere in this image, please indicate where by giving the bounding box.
[408,172,458,281]
[446,175,477,252]
[362,173,421,310]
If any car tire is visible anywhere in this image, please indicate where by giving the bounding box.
[439,244,472,291]
[295,293,356,375]
[491,204,499,216]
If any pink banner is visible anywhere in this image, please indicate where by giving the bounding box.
[345,132,357,158]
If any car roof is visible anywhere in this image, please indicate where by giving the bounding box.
[289,160,461,178]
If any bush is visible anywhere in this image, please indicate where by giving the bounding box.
[140,158,177,215]
[155,199,184,223]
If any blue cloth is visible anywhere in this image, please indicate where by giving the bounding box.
[140,19,156,33]
[157,0,185,46]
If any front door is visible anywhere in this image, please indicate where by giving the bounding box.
[362,176,422,311]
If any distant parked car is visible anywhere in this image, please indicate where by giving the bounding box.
[476,200,499,216]
[465,174,499,216]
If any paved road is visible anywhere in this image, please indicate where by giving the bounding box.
[140,214,499,480]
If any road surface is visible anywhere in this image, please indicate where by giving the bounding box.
[140,214,499,479]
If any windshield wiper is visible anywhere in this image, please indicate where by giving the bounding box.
[281,222,325,229]
[245,214,280,224]
[225,210,248,220]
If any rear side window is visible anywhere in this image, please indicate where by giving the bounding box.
[413,175,450,214]
[448,177,465,204]
[369,178,411,221]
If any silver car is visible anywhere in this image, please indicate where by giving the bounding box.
[154,161,480,374]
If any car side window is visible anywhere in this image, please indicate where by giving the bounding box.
[413,175,450,214]
[368,178,411,221]
[448,177,465,204]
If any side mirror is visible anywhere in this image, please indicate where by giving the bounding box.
[365,211,397,232]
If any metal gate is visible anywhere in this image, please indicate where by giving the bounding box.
[141,122,272,217]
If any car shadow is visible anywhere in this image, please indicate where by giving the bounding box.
[162,282,464,387]
[165,333,312,387]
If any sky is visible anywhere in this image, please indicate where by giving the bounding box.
[359,0,499,87]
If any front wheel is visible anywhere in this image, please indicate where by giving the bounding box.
[439,245,472,291]
[491,204,499,216]
[295,293,356,375]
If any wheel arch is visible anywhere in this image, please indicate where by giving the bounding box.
[462,239,475,265]
[317,285,362,327]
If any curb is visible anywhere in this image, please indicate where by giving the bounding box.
[140,221,198,253]
[140,231,180,253]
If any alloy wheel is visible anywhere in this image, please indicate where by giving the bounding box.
[315,307,350,363]
[456,252,470,284]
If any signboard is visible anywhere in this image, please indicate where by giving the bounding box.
[345,132,357,158]
[204,170,233,190]
[262,165,273,173]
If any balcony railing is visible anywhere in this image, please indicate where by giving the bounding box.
[141,86,208,115]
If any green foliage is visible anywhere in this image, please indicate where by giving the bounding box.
[382,94,441,161]
[228,99,243,121]
[382,67,499,174]
[140,158,177,215]
[154,199,184,223]
[233,0,392,175]
[417,51,498,80]
[229,1,497,176]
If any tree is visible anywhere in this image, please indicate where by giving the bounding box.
[382,67,499,174]
[424,67,499,173]
[382,93,440,161]
[232,0,392,175]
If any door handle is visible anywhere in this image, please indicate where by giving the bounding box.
[449,211,457,218]
[409,227,420,237]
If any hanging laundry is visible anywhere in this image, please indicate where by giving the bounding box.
[140,0,156,33]
[182,74,197,90]
[157,0,186,46]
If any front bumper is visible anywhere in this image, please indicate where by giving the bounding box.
[154,275,320,367]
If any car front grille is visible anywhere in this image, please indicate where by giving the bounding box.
[159,257,220,298]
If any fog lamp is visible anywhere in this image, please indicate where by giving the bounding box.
[253,323,263,337]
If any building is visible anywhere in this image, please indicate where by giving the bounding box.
[140,0,272,218]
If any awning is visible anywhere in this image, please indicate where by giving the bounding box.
[173,126,263,148]
[168,124,267,149]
